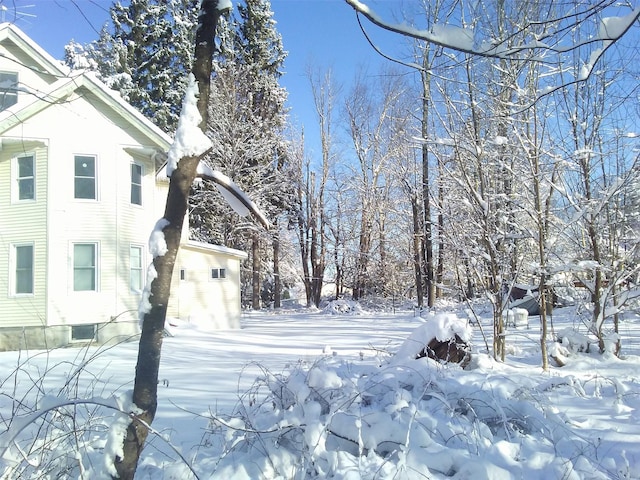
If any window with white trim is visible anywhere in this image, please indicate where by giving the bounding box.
[0,71,18,110]
[14,155,35,201]
[13,244,34,295]
[210,268,226,280]
[130,245,143,292]
[73,243,97,291]
[131,163,142,205]
[74,155,96,199]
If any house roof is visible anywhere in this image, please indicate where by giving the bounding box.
[0,23,172,155]
[183,240,249,260]
[0,22,68,78]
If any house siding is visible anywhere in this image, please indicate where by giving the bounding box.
[0,88,160,330]
[0,142,48,328]
[0,41,58,99]
[170,245,246,329]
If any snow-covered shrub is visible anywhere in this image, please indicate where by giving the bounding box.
[322,299,364,315]
[197,316,626,479]
[556,327,592,353]
[393,313,473,367]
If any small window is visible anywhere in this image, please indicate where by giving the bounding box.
[211,268,226,280]
[73,243,97,291]
[74,155,96,199]
[14,244,34,295]
[130,246,143,292]
[0,71,18,110]
[71,324,96,342]
[131,163,142,205]
[16,155,35,201]
[180,268,186,281]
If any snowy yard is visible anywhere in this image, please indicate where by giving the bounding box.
[1,303,640,479]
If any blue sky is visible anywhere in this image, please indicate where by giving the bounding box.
[7,0,408,158]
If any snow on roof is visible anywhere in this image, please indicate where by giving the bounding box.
[0,24,172,150]
[0,22,69,78]
[183,240,248,260]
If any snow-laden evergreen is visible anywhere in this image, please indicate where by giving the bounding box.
[64,0,198,134]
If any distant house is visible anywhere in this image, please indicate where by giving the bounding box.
[0,23,246,351]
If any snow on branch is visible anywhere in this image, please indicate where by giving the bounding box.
[166,73,212,177]
[216,0,233,12]
[345,0,640,61]
[197,162,271,230]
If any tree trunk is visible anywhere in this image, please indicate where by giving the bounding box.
[436,165,445,299]
[411,192,424,308]
[421,60,435,308]
[297,159,312,307]
[252,231,260,310]
[272,225,281,308]
[114,2,225,478]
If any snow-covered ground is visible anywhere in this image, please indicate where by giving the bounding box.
[1,301,640,479]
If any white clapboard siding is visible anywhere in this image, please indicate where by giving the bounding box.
[0,142,48,327]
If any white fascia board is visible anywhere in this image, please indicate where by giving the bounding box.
[182,240,249,260]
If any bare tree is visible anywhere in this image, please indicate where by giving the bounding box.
[345,0,639,98]
[344,68,407,300]
[554,51,640,353]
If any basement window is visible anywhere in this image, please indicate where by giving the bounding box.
[71,324,96,342]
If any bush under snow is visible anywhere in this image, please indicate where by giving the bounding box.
[1,310,639,479]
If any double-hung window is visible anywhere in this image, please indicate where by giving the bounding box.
[15,155,35,201]
[74,155,96,199]
[14,244,34,295]
[211,268,226,280]
[130,245,143,293]
[73,243,97,291]
[0,72,18,110]
[131,163,142,205]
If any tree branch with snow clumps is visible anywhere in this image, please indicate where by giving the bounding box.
[197,162,270,229]
[345,0,640,60]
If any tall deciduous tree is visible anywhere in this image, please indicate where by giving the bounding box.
[297,67,339,307]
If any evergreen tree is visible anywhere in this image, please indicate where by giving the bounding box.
[65,0,198,134]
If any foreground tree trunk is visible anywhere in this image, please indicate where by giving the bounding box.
[114,2,227,478]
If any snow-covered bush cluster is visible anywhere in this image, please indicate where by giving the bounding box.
[323,299,364,315]
[2,310,639,479]
[202,356,631,479]
[197,314,634,479]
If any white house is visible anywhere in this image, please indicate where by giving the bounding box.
[0,23,246,351]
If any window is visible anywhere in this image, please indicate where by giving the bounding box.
[14,244,34,295]
[73,243,97,291]
[130,246,143,292]
[211,268,226,280]
[0,72,18,110]
[74,155,96,199]
[131,163,142,205]
[179,268,186,281]
[71,324,96,342]
[16,155,34,201]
